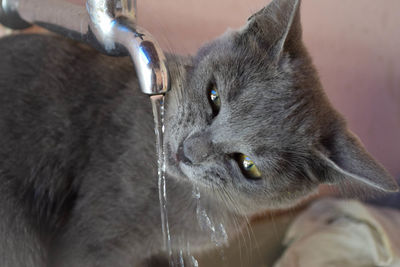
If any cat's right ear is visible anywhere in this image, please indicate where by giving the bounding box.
[240,0,302,61]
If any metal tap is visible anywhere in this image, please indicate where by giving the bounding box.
[0,0,169,95]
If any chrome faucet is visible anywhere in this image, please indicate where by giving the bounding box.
[0,0,169,95]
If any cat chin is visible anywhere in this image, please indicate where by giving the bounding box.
[266,186,321,212]
[165,163,187,183]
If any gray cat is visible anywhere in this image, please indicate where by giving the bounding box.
[0,0,397,266]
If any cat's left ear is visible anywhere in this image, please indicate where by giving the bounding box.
[242,0,302,61]
[312,128,399,192]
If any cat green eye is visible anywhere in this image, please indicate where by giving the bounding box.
[237,154,262,179]
[209,84,221,114]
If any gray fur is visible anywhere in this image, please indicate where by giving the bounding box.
[0,0,397,266]
[164,0,397,215]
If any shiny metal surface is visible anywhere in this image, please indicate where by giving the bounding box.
[0,0,30,29]
[0,0,169,95]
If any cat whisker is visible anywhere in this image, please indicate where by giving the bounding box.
[217,188,247,265]
[214,185,261,265]
[222,187,261,261]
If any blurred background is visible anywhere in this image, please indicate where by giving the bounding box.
[1,0,399,178]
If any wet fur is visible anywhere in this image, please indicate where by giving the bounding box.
[0,0,397,266]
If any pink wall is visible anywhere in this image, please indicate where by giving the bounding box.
[139,0,400,177]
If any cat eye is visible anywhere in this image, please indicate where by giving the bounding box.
[208,83,221,115]
[236,154,262,180]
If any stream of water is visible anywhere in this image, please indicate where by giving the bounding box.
[151,95,174,266]
[193,186,228,261]
[151,95,227,267]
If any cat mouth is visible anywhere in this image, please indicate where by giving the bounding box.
[175,141,193,165]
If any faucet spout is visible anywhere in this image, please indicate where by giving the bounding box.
[113,22,170,95]
[0,0,169,95]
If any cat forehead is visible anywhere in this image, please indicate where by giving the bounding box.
[187,24,324,143]
[195,39,297,106]
[197,34,263,64]
[194,29,292,82]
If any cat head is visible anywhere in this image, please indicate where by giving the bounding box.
[164,0,398,214]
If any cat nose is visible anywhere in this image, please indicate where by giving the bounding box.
[180,132,213,164]
[177,143,192,165]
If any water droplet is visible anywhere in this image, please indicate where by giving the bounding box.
[179,250,185,267]
[191,256,199,267]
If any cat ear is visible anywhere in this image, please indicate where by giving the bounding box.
[313,129,399,192]
[243,0,302,60]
